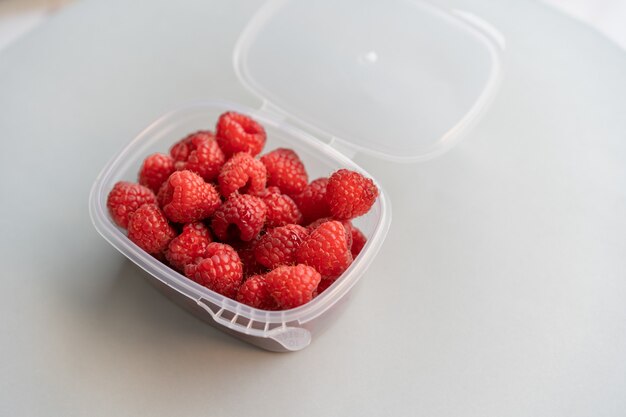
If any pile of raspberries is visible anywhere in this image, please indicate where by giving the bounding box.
[107,111,379,310]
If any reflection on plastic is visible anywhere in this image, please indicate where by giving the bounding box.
[269,327,312,351]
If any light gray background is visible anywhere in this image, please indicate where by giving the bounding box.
[1,0,625,416]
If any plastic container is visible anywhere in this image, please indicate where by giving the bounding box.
[89,0,502,352]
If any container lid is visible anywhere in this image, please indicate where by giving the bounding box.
[234,0,503,162]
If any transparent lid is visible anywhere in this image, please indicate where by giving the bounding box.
[234,0,503,162]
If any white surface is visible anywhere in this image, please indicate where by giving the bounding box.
[1,0,625,416]
[0,0,71,51]
[544,0,626,50]
[1,1,625,53]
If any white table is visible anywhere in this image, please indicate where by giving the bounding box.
[1,0,625,416]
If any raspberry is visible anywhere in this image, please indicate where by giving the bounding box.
[350,226,367,258]
[306,217,353,249]
[127,204,176,255]
[216,111,266,157]
[107,181,156,229]
[165,222,213,271]
[236,275,279,310]
[172,131,225,182]
[232,238,267,277]
[297,220,353,279]
[261,192,303,228]
[218,152,267,198]
[250,186,281,197]
[292,178,330,224]
[156,181,168,209]
[315,278,334,295]
[184,243,243,298]
[254,224,309,269]
[170,134,195,162]
[326,169,379,220]
[265,264,321,309]
[138,153,176,193]
[260,148,308,195]
[211,193,267,242]
[160,170,221,223]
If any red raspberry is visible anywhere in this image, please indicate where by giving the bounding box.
[127,204,176,255]
[251,186,281,197]
[107,181,156,229]
[165,222,213,271]
[184,243,243,298]
[260,148,308,195]
[232,238,267,277]
[156,181,168,209]
[211,193,267,242]
[171,131,225,182]
[297,220,353,279]
[315,278,334,295]
[236,275,279,310]
[292,178,330,224]
[254,224,309,269]
[350,226,367,258]
[326,169,379,220]
[306,217,353,249]
[138,153,175,193]
[261,192,303,228]
[218,152,267,198]
[216,111,266,157]
[265,264,321,309]
[160,170,221,223]
[170,134,195,162]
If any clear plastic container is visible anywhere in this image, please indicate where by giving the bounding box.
[89,0,503,351]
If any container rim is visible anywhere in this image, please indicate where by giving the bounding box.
[89,100,392,327]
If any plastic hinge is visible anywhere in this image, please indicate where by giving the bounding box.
[269,327,311,351]
[196,298,312,351]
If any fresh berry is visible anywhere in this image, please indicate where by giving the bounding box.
[127,204,176,255]
[160,170,221,223]
[211,193,267,241]
[172,131,225,182]
[170,134,195,162]
[218,152,267,198]
[233,238,267,277]
[315,278,334,295]
[107,181,157,229]
[297,220,353,279]
[306,217,353,249]
[184,243,243,298]
[249,186,281,197]
[165,222,213,271]
[326,169,379,220]
[170,131,212,162]
[265,264,321,309]
[138,153,176,192]
[260,148,308,195]
[261,192,303,227]
[350,226,367,258]
[254,224,309,269]
[236,275,279,310]
[156,181,168,208]
[216,111,266,157]
[292,178,330,224]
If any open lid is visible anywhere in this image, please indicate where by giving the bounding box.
[234,0,503,162]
